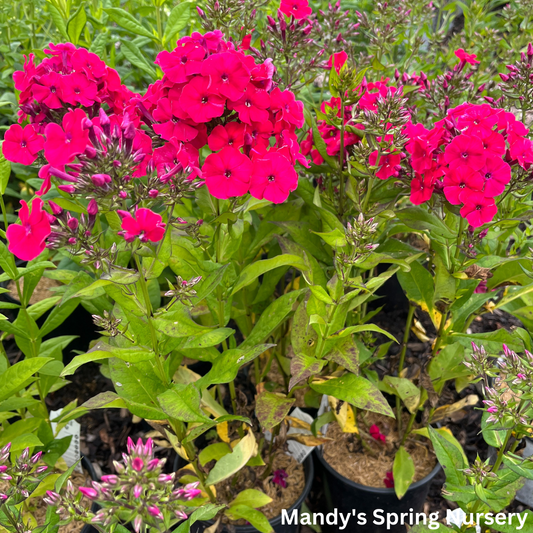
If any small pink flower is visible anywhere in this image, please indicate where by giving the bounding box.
[384,471,394,488]
[327,51,348,73]
[117,208,166,243]
[2,124,44,165]
[280,0,312,19]
[455,49,480,65]
[203,147,252,199]
[272,469,289,488]
[6,198,51,261]
[133,484,143,497]
[369,424,386,443]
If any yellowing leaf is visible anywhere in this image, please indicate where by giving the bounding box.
[411,319,429,342]
[430,394,479,423]
[217,421,230,443]
[206,430,257,486]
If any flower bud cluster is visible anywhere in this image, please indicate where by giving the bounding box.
[463,457,499,485]
[0,445,48,504]
[92,310,123,337]
[164,276,203,308]
[465,343,533,430]
[251,1,358,90]
[46,199,99,253]
[46,438,201,533]
[0,445,49,533]
[337,214,379,270]
[498,42,533,118]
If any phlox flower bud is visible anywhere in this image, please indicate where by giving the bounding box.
[79,487,98,499]
[148,505,163,519]
[131,457,144,472]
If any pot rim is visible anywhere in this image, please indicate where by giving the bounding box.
[315,446,441,495]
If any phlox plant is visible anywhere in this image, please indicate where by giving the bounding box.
[417,343,533,533]
[295,41,533,499]
[3,0,533,528]
[0,28,333,532]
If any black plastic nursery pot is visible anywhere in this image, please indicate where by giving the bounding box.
[188,455,314,533]
[315,448,441,533]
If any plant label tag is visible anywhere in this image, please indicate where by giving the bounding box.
[50,408,82,473]
[286,407,315,463]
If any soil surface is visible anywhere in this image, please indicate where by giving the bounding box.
[322,414,436,488]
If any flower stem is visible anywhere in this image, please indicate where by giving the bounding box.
[134,255,168,387]
[397,304,415,432]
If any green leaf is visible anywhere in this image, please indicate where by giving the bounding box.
[428,426,466,486]
[109,359,168,419]
[383,377,420,413]
[450,329,525,354]
[199,442,232,466]
[90,32,107,56]
[393,446,415,499]
[398,261,438,327]
[197,345,273,388]
[256,391,295,431]
[101,266,140,285]
[225,505,273,533]
[0,241,18,279]
[309,285,334,304]
[503,453,533,481]
[396,207,455,239]
[175,505,226,533]
[241,290,305,349]
[181,328,235,349]
[158,383,211,423]
[410,523,454,532]
[289,353,325,391]
[67,3,87,45]
[329,324,398,343]
[230,489,272,509]
[0,358,52,402]
[61,345,155,376]
[47,4,69,40]
[308,108,338,169]
[163,2,191,43]
[231,255,308,295]
[310,374,394,417]
[120,40,157,78]
[0,142,11,195]
[433,253,456,307]
[313,228,347,247]
[205,431,257,486]
[183,414,251,443]
[324,336,359,374]
[105,8,155,39]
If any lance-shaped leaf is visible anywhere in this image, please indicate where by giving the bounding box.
[393,446,415,499]
[310,374,394,417]
[205,431,257,486]
[256,391,295,431]
[158,384,211,423]
[383,376,421,414]
[289,353,325,391]
[325,336,359,374]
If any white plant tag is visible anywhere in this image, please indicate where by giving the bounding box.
[50,408,82,473]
